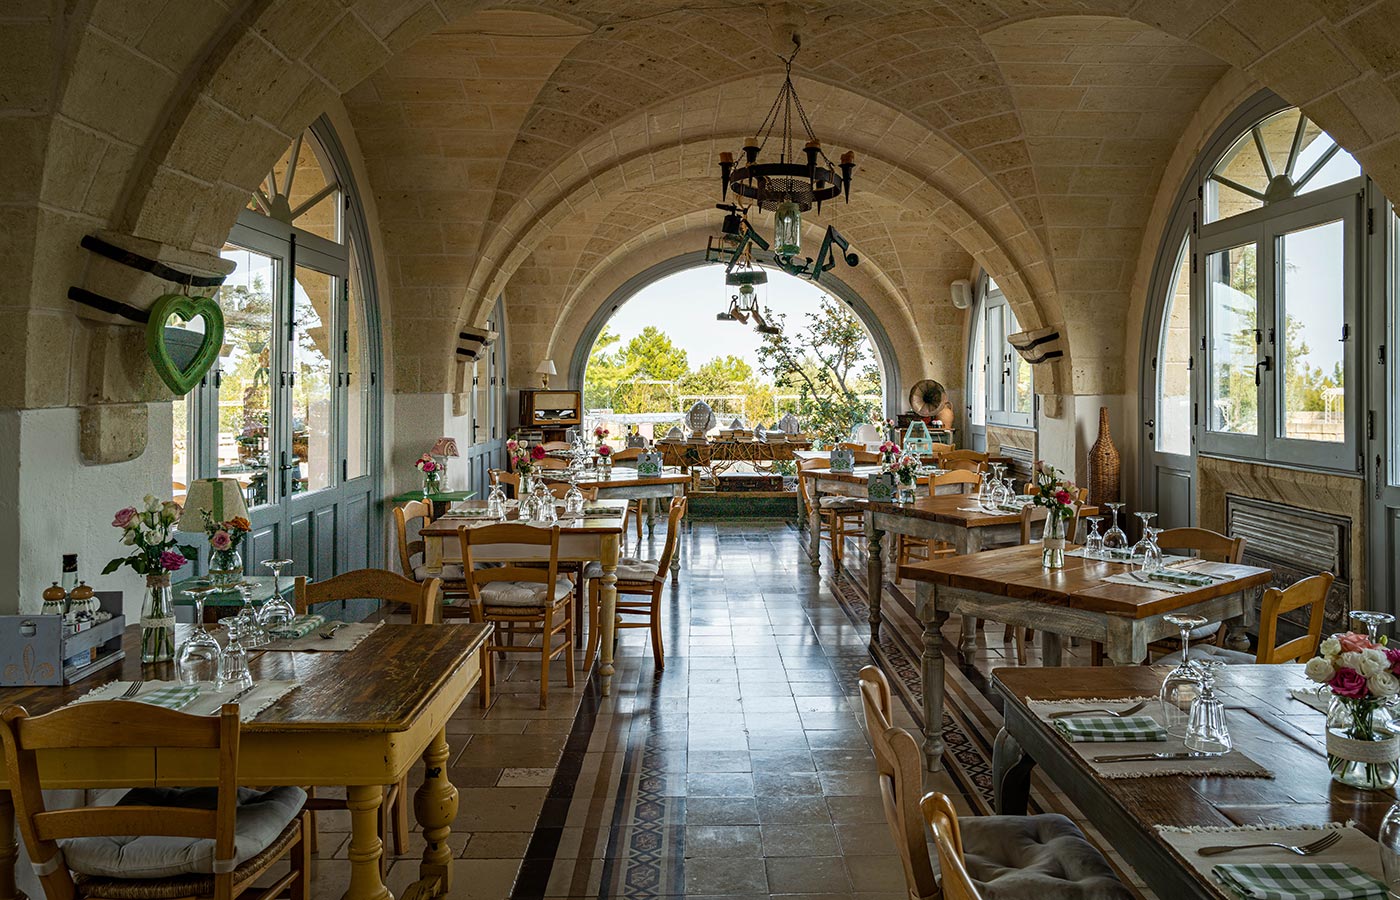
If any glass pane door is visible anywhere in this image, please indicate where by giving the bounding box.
[1205,243,1260,436]
[216,245,278,510]
[1157,237,1193,456]
[291,264,336,495]
[1276,218,1346,443]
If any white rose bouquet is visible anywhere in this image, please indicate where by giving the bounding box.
[1306,630,1400,789]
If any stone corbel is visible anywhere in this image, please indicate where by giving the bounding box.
[1008,323,1068,415]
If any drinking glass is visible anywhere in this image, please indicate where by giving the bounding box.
[563,479,586,517]
[1184,660,1232,755]
[1082,516,1104,559]
[1159,613,1209,737]
[487,483,508,518]
[976,471,996,512]
[231,580,266,648]
[1379,802,1400,896]
[1130,512,1158,563]
[177,585,222,684]
[1102,503,1128,553]
[259,558,297,633]
[1137,527,1164,572]
[1353,610,1397,642]
[216,618,253,692]
[530,482,557,525]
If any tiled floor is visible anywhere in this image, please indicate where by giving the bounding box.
[302,519,1124,900]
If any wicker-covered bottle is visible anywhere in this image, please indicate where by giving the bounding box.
[1087,406,1121,507]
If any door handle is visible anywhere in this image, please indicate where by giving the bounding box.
[1254,357,1272,386]
[1379,454,1384,501]
[1144,419,1155,428]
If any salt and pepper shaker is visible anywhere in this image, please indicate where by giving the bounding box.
[40,582,66,616]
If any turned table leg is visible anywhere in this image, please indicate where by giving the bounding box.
[866,517,884,644]
[918,583,949,772]
[808,484,822,568]
[343,785,391,900]
[414,728,458,894]
[599,533,620,696]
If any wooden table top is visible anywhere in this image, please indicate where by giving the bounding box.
[862,492,1088,526]
[540,469,689,487]
[419,498,629,537]
[993,663,1396,845]
[902,543,1271,618]
[0,622,491,733]
[805,465,939,485]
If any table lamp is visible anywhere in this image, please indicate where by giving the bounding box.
[430,437,459,482]
[536,358,556,388]
[177,478,250,531]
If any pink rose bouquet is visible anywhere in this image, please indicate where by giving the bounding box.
[414,453,439,474]
[598,444,613,458]
[507,432,538,478]
[1029,462,1077,522]
[103,494,197,577]
[1305,632,1400,703]
[1307,630,1400,787]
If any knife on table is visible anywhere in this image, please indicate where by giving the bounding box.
[1093,751,1219,763]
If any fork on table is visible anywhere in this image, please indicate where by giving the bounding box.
[1196,831,1343,857]
[117,680,143,700]
[1046,700,1149,720]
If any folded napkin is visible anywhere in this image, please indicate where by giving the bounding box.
[267,614,324,640]
[135,684,201,711]
[1101,547,1135,562]
[1053,714,1167,742]
[1213,863,1388,900]
[581,506,616,515]
[1147,569,1217,588]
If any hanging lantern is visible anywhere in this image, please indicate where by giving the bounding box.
[773,201,801,257]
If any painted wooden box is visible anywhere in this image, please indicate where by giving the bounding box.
[0,591,126,686]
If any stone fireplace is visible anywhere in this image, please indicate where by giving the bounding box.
[1225,495,1351,635]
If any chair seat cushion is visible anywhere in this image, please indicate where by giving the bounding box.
[1188,622,1222,642]
[963,813,1133,899]
[62,785,306,881]
[583,557,660,582]
[413,562,465,583]
[1156,643,1255,666]
[818,495,859,509]
[479,576,573,609]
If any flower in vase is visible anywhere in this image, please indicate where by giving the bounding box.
[159,550,189,572]
[598,444,612,457]
[1329,668,1370,700]
[112,507,138,529]
[229,516,250,533]
[530,444,547,461]
[1053,489,1073,506]
[210,530,233,552]
[1340,632,1378,654]
[1321,636,1342,658]
[1305,656,1335,683]
[1385,647,1400,673]
[506,439,519,452]
[1370,670,1400,699]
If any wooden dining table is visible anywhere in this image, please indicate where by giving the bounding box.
[418,498,627,696]
[802,465,937,569]
[901,544,1272,770]
[993,664,1396,900]
[859,494,1095,642]
[541,467,689,536]
[0,621,490,900]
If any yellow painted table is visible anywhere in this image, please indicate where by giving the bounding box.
[0,622,490,900]
[418,498,626,697]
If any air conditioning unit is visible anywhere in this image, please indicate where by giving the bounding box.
[950,279,972,310]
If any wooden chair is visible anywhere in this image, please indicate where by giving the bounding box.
[1148,527,1246,654]
[606,447,646,542]
[537,456,570,470]
[460,523,574,709]
[852,449,881,465]
[1158,572,1334,666]
[584,497,686,671]
[0,702,311,900]
[920,793,985,900]
[939,449,987,468]
[894,470,980,583]
[396,499,471,610]
[293,570,438,867]
[540,440,572,452]
[798,457,863,570]
[925,442,955,455]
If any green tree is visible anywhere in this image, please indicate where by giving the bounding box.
[756,295,881,445]
[621,326,689,381]
[582,327,633,411]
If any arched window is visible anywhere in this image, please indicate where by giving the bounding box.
[173,119,382,578]
[1205,108,1360,224]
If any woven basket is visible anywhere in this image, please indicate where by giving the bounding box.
[1087,406,1121,507]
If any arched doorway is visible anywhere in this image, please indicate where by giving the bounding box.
[568,250,901,440]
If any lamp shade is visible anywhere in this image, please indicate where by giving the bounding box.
[535,359,557,376]
[430,437,459,458]
[177,478,250,532]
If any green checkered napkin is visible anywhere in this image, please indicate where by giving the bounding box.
[1102,547,1135,561]
[582,506,615,516]
[134,684,201,711]
[268,614,324,640]
[1147,569,1216,588]
[1213,863,1388,900]
[1053,714,1166,742]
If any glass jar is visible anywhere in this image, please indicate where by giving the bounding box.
[140,574,176,663]
[422,472,441,497]
[208,547,242,588]
[1327,694,1400,790]
[1041,513,1067,569]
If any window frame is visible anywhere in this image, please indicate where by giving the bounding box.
[977,281,1035,430]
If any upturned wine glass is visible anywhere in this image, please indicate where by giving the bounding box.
[563,478,586,517]
[1082,516,1104,559]
[216,617,253,692]
[1184,660,1232,755]
[258,558,297,632]
[487,482,508,518]
[1130,512,1158,563]
[177,584,222,684]
[1137,527,1165,572]
[1159,613,1209,737]
[1353,610,1396,643]
[1102,503,1128,553]
[231,580,266,647]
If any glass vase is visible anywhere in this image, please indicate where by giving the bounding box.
[1041,513,1067,569]
[208,547,242,588]
[897,476,915,504]
[422,473,441,497]
[140,574,176,663]
[1327,695,1400,790]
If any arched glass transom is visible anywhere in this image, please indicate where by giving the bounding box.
[1205,108,1360,224]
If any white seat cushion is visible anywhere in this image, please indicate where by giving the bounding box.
[479,577,573,609]
[1156,643,1255,666]
[61,785,306,880]
[413,562,464,582]
[963,813,1133,899]
[818,495,859,509]
[583,557,660,582]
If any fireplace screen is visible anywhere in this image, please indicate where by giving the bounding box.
[1225,495,1351,636]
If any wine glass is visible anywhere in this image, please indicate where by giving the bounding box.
[1102,503,1128,554]
[1138,527,1165,572]
[976,471,996,512]
[177,585,222,684]
[530,481,556,525]
[216,617,253,692]
[1353,611,1396,643]
[1082,516,1104,559]
[1379,803,1400,895]
[486,482,507,518]
[563,478,586,517]
[259,558,297,633]
[1184,660,1232,755]
[230,580,266,648]
[1159,613,1209,737]
[1130,512,1157,563]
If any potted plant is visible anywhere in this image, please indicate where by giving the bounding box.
[105,496,197,662]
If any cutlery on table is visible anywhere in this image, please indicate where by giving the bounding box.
[319,622,345,640]
[227,685,257,704]
[1196,831,1342,858]
[1092,751,1218,763]
[118,680,143,700]
[1047,700,1149,720]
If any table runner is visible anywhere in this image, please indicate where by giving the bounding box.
[73,679,298,720]
[1030,698,1273,779]
[1103,571,1202,594]
[1156,823,1386,898]
[1290,686,1331,714]
[263,620,382,652]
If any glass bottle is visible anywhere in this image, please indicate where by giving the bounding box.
[140,574,176,663]
[60,554,78,603]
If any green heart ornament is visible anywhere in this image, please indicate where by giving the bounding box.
[145,292,224,395]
